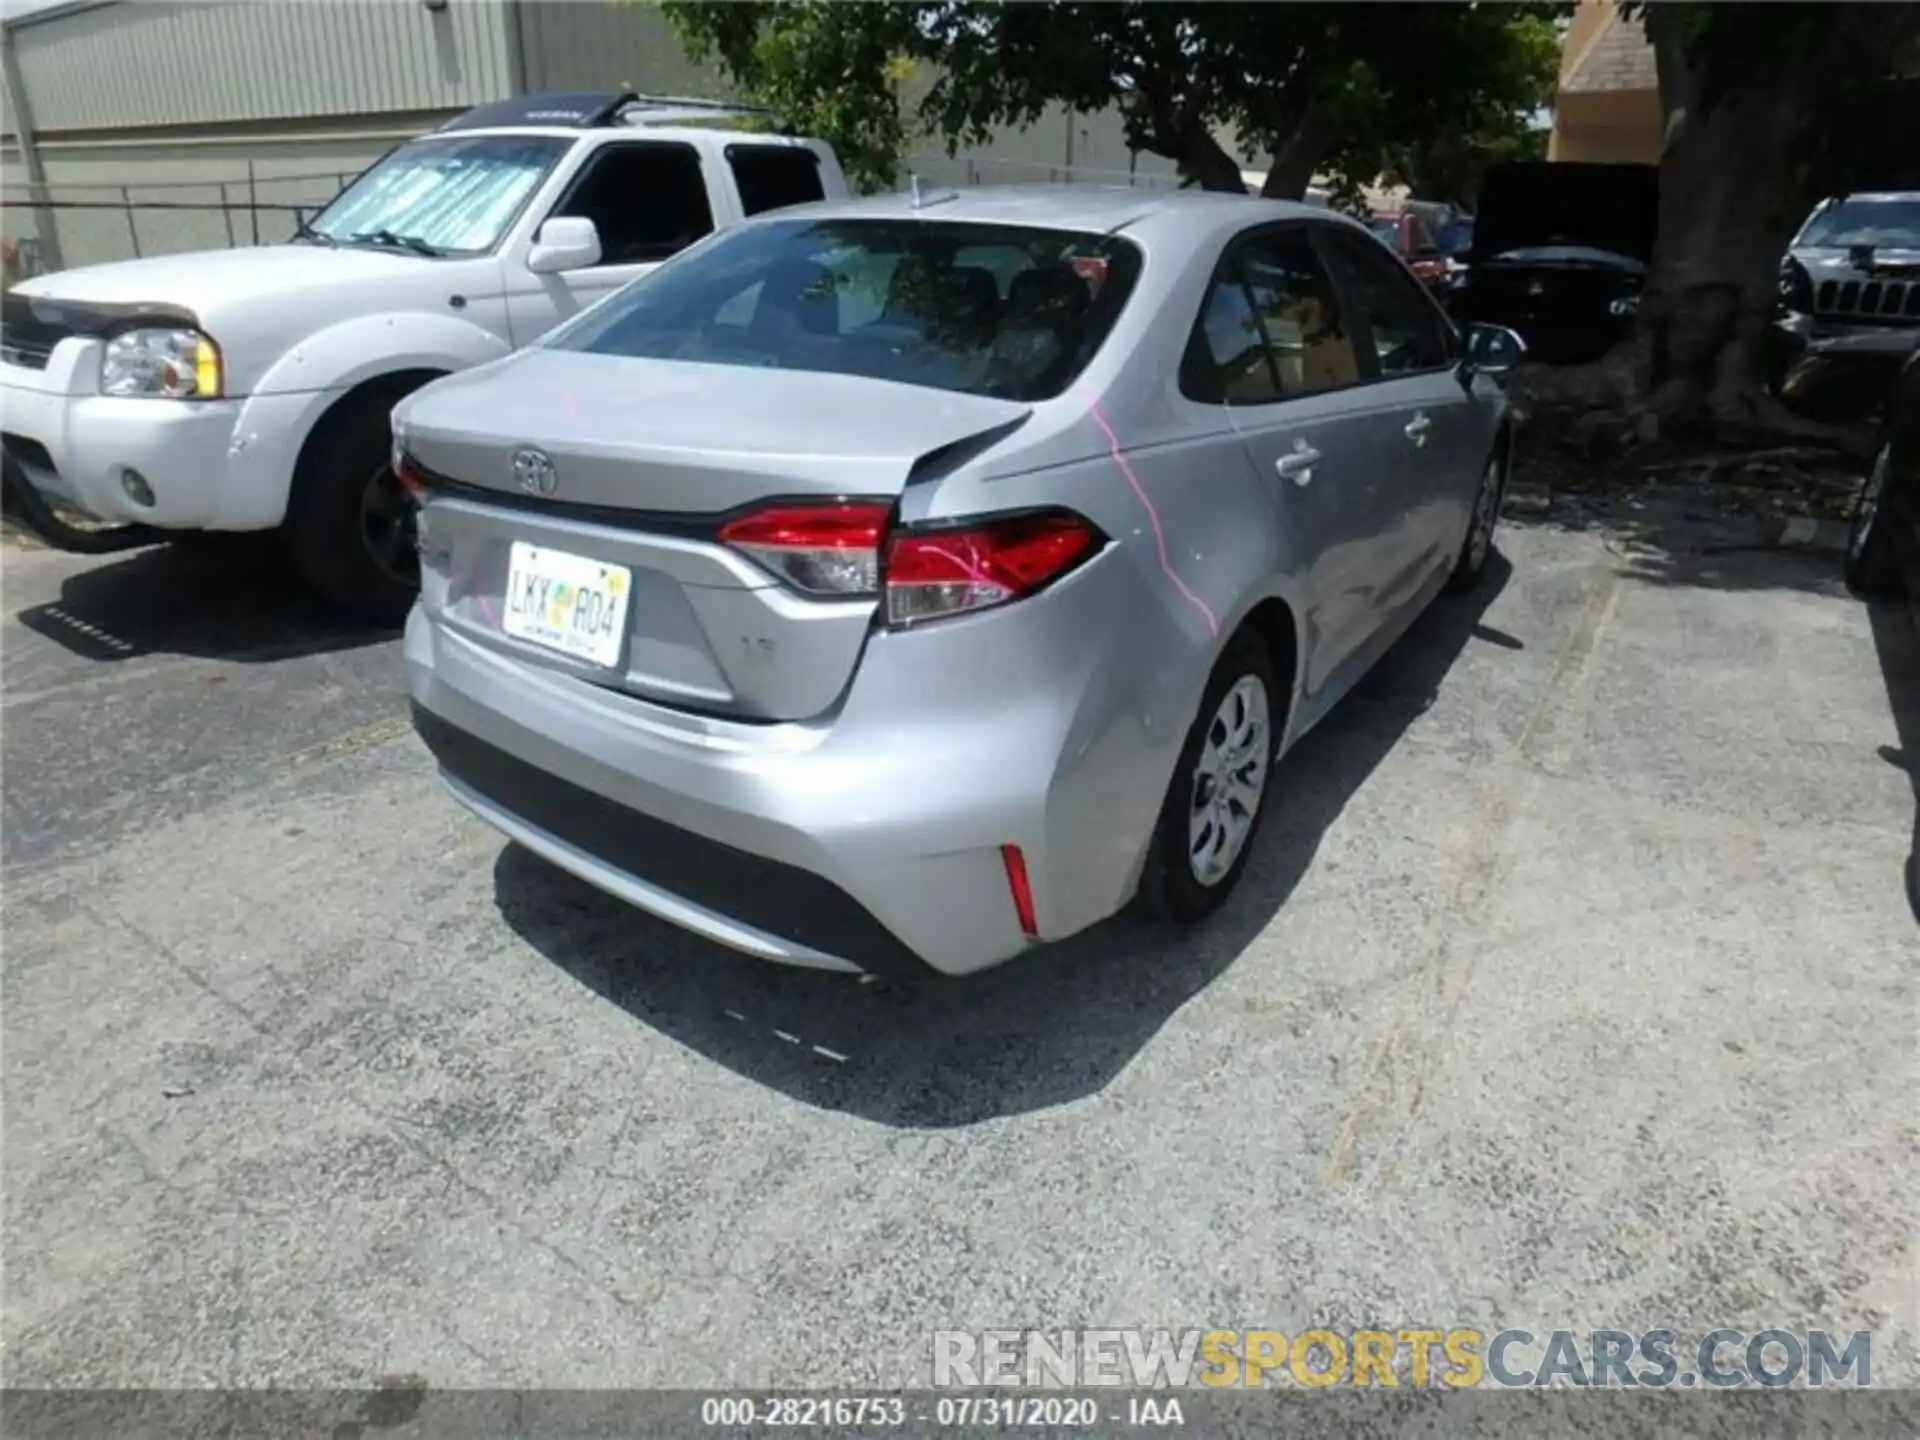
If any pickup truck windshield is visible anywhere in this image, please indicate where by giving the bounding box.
[303,134,572,256]
[548,217,1143,402]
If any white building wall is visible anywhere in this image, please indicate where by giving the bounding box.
[12,0,514,132]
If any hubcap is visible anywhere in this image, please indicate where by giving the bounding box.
[1188,674,1271,887]
[1468,455,1503,570]
[360,463,419,588]
[1850,445,1889,561]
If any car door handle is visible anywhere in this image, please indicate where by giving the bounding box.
[1405,412,1433,446]
[1274,441,1321,486]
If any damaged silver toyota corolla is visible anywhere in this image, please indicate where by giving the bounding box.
[396,184,1521,977]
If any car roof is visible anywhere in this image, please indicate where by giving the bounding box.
[768,183,1332,236]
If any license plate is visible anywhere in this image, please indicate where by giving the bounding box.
[502,541,631,668]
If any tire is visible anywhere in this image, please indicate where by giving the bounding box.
[1446,443,1508,594]
[1137,631,1282,924]
[1844,442,1903,598]
[285,388,420,622]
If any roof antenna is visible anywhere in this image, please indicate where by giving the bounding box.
[910,173,923,208]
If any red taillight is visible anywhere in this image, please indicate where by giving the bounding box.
[1001,844,1038,937]
[718,501,891,596]
[883,511,1099,627]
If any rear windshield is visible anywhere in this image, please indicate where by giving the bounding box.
[1799,197,1920,249]
[548,217,1144,402]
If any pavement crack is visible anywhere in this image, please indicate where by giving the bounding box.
[79,899,268,1039]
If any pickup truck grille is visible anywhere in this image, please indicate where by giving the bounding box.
[1816,277,1920,321]
[0,334,60,370]
[0,297,74,370]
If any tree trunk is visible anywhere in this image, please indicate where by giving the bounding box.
[1172,116,1250,193]
[1524,5,1920,454]
[1259,102,1332,200]
[1629,38,1818,443]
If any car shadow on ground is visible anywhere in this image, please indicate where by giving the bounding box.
[494,554,1516,1128]
[12,535,397,663]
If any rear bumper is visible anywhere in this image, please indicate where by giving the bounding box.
[404,561,1176,978]
[412,702,928,977]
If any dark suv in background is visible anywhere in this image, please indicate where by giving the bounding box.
[1775,191,1920,426]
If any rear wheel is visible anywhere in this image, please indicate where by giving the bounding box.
[1138,632,1280,923]
[1446,444,1508,593]
[1844,442,1902,598]
[285,389,420,622]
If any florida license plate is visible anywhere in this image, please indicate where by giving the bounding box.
[502,541,631,668]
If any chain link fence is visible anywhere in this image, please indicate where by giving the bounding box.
[10,167,358,275]
[4,151,1188,281]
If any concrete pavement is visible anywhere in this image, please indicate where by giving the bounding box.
[3,500,1915,1395]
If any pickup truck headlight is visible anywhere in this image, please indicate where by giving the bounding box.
[100,327,222,399]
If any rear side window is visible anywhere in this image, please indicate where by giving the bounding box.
[1183,227,1360,404]
[550,218,1142,403]
[728,145,827,216]
[1315,225,1455,377]
[553,142,714,265]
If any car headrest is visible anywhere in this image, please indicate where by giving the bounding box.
[943,265,999,317]
[1007,265,1090,321]
[758,260,839,335]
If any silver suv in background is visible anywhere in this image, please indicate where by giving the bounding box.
[399,186,1523,978]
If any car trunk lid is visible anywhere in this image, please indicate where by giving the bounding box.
[403,351,1030,721]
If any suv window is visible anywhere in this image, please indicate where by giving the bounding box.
[727,145,826,216]
[1182,227,1360,404]
[551,218,1143,403]
[1316,224,1455,377]
[552,142,714,266]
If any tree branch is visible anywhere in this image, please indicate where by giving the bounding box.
[1259,100,1331,199]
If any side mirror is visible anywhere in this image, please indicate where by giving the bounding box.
[1463,322,1526,377]
[528,216,602,275]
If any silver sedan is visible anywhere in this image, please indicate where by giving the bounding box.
[397,185,1522,977]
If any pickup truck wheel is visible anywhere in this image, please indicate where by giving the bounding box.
[286,392,418,622]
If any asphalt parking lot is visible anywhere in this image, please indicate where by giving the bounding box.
[3,494,1916,1393]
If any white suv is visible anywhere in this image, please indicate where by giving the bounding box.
[0,92,848,616]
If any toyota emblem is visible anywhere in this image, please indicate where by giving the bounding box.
[512,447,558,496]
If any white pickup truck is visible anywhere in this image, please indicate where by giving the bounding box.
[0,92,849,616]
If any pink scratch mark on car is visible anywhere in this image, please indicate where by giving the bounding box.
[1087,399,1220,639]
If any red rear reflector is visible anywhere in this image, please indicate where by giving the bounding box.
[884,511,1098,627]
[393,451,429,501]
[1001,844,1038,937]
[718,501,891,596]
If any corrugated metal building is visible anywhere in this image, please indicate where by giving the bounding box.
[0,0,1194,277]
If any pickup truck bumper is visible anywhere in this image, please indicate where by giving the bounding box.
[1,344,311,531]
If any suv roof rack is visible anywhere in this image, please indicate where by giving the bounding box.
[439,90,788,134]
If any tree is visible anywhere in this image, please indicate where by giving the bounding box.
[663,2,1560,200]
[1523,3,1920,449]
